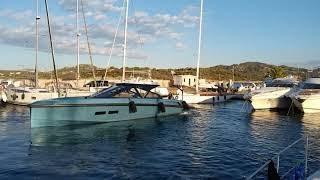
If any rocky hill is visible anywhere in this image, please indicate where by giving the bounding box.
[0,62,308,81]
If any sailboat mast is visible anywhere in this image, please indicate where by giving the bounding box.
[44,0,60,95]
[122,0,129,82]
[195,0,204,93]
[76,0,80,84]
[35,0,40,88]
[80,0,97,87]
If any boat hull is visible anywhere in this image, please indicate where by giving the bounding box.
[292,97,320,113]
[250,97,292,110]
[6,90,58,106]
[30,98,184,128]
[178,94,234,104]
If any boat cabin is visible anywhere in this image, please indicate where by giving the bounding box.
[91,83,161,98]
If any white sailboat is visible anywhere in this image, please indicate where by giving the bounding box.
[5,0,59,105]
[176,0,233,104]
[291,77,320,113]
[244,78,298,110]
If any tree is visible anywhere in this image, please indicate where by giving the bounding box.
[269,66,286,79]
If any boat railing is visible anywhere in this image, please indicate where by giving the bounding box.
[245,136,308,180]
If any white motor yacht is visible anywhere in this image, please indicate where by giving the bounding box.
[244,78,298,110]
[290,78,320,113]
[30,83,187,128]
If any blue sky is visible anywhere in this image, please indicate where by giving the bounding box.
[0,0,319,70]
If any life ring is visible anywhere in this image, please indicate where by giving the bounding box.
[182,101,189,110]
[158,102,166,113]
[129,101,137,113]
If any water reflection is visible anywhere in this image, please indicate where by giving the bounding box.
[30,115,188,146]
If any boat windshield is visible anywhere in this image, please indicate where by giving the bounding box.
[266,83,295,87]
[302,83,320,89]
[91,83,160,98]
[266,79,298,87]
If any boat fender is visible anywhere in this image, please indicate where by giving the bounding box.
[12,94,18,101]
[182,101,189,110]
[158,102,166,113]
[129,101,137,113]
[224,95,226,100]
[22,93,25,100]
[217,96,220,101]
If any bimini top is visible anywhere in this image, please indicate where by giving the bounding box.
[266,78,299,87]
[91,83,160,98]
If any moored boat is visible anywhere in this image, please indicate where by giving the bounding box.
[30,83,187,128]
[177,92,234,104]
[244,78,298,110]
[291,77,320,113]
[6,87,58,106]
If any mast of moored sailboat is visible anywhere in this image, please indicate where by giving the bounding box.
[44,0,60,95]
[76,0,80,86]
[35,0,40,88]
[195,0,204,94]
[122,0,129,82]
[80,0,97,87]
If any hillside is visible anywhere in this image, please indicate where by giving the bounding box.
[0,62,308,81]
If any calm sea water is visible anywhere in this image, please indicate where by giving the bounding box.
[0,101,320,179]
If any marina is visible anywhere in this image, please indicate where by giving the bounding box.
[0,0,320,179]
[1,101,320,179]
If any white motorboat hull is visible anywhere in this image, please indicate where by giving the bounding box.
[250,97,291,110]
[292,97,320,113]
[0,90,7,103]
[6,90,59,106]
[246,87,295,110]
[6,88,95,106]
[30,98,184,128]
[178,93,234,104]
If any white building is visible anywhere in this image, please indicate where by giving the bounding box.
[173,75,206,87]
